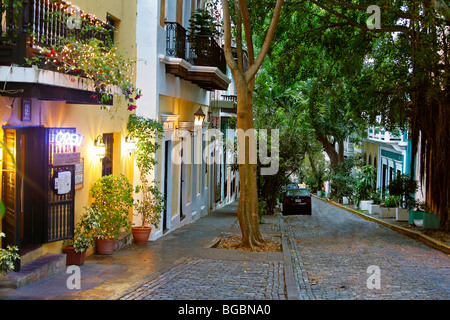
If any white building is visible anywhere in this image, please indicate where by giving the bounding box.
[135,0,232,240]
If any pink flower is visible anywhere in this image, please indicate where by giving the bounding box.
[127,105,137,111]
[135,94,142,100]
[90,94,98,100]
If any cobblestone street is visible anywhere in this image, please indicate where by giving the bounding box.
[117,197,449,300]
[1,198,448,301]
[285,197,450,300]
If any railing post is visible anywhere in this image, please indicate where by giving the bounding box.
[15,0,32,65]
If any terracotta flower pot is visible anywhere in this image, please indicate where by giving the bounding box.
[131,226,152,244]
[96,239,115,255]
[62,246,86,265]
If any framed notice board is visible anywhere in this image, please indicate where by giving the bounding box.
[75,158,84,190]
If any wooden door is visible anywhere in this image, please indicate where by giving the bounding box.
[1,128,21,270]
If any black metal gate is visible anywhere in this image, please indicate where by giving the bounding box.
[44,165,75,243]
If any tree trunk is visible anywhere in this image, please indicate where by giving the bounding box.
[235,79,265,249]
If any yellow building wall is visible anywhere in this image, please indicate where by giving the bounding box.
[362,141,379,166]
[0,0,137,256]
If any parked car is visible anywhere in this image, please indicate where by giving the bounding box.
[282,188,312,215]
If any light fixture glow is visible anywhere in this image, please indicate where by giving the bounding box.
[94,135,106,160]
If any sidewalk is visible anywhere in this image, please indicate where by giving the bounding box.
[0,201,296,300]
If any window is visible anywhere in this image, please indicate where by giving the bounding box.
[102,133,114,176]
[286,189,310,197]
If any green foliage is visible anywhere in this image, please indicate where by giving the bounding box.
[329,158,360,203]
[23,10,140,114]
[89,174,134,240]
[355,165,377,207]
[370,189,383,205]
[384,195,400,208]
[253,73,312,214]
[387,174,418,209]
[188,8,221,38]
[0,233,20,275]
[127,114,165,227]
[63,206,101,252]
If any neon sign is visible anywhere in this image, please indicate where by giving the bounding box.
[54,131,83,147]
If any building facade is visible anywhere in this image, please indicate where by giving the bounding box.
[134,0,231,240]
[0,0,137,268]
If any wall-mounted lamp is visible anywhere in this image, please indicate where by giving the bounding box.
[94,135,106,160]
[193,107,206,128]
[125,133,136,156]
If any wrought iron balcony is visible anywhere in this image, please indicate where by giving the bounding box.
[1,0,112,65]
[0,0,113,104]
[164,22,229,91]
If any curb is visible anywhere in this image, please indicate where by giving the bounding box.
[279,214,301,300]
[313,195,450,254]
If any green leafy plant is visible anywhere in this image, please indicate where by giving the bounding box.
[63,206,101,252]
[188,8,221,58]
[370,189,382,205]
[0,232,20,275]
[89,174,134,240]
[387,174,418,209]
[127,114,165,228]
[355,165,377,208]
[384,195,400,208]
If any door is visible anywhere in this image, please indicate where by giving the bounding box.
[163,140,169,231]
[102,133,114,176]
[179,137,185,221]
[1,129,21,265]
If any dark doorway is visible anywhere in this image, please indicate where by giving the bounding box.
[163,140,169,231]
[102,133,114,176]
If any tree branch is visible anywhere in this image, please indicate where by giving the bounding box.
[309,0,410,33]
[221,0,239,74]
[244,0,284,82]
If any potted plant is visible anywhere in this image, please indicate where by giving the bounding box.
[380,194,399,218]
[355,165,376,211]
[412,201,440,229]
[188,8,221,63]
[368,189,382,215]
[62,206,101,265]
[0,232,20,275]
[132,184,164,243]
[89,174,134,254]
[127,114,165,244]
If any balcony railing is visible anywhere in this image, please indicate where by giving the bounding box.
[165,21,226,75]
[0,0,112,65]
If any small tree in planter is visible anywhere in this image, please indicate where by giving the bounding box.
[380,194,400,218]
[387,174,418,209]
[89,174,134,254]
[355,165,377,210]
[188,8,221,62]
[368,189,382,215]
[0,233,20,275]
[62,206,101,265]
[127,114,165,244]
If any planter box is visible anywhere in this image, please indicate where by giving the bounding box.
[380,207,396,218]
[369,204,381,215]
[409,210,424,225]
[396,208,409,222]
[423,211,440,229]
[360,200,373,211]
